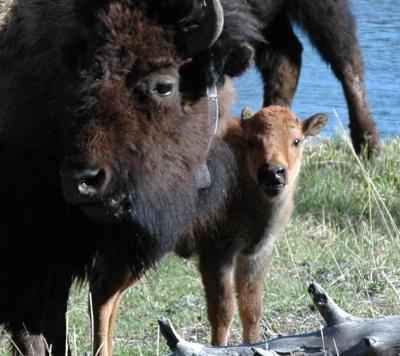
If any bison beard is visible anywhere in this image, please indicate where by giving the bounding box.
[0,0,259,354]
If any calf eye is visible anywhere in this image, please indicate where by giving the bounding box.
[152,82,174,97]
[292,139,302,147]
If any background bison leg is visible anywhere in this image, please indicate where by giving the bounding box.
[255,13,303,107]
[90,261,137,356]
[198,249,235,346]
[297,0,381,156]
[234,250,270,344]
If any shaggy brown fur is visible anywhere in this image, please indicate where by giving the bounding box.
[176,106,328,345]
[0,0,260,355]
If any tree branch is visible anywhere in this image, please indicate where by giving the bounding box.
[159,283,400,356]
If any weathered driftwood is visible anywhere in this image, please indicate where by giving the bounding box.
[159,283,400,356]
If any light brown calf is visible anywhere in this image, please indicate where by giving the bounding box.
[89,106,327,355]
[177,105,328,346]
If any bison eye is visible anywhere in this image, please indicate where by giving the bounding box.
[152,82,174,97]
[293,138,302,147]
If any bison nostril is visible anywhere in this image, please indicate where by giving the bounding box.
[77,169,106,196]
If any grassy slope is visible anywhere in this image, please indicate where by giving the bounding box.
[1,137,399,355]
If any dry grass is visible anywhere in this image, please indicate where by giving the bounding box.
[0,0,14,27]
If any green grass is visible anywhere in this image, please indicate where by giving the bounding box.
[1,137,399,355]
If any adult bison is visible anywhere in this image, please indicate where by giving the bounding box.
[0,0,259,354]
[250,0,380,156]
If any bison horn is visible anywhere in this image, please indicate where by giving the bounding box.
[178,0,224,57]
[241,107,255,121]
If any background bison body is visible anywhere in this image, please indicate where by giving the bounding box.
[0,0,259,354]
[247,0,380,156]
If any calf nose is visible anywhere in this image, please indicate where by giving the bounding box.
[257,164,287,186]
[75,168,108,197]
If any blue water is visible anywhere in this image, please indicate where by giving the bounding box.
[233,0,400,139]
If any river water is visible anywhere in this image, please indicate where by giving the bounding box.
[233,0,400,139]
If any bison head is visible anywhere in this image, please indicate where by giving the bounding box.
[58,0,252,239]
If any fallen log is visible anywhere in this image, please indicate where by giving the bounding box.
[159,283,400,356]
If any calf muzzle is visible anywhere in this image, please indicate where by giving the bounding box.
[257,163,287,196]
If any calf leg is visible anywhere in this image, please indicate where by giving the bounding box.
[90,261,137,356]
[296,0,380,156]
[235,249,272,344]
[255,13,303,107]
[198,248,236,346]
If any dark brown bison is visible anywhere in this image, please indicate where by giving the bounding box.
[177,106,327,346]
[249,0,380,156]
[0,0,259,355]
[0,0,377,355]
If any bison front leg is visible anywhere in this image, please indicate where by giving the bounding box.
[8,327,46,356]
[198,249,236,346]
[255,13,303,108]
[90,263,137,356]
[7,289,70,356]
[41,296,71,356]
[8,310,68,356]
[299,0,380,156]
[234,249,272,344]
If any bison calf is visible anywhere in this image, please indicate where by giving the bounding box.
[176,106,328,345]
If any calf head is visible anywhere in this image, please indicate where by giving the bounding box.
[240,106,328,199]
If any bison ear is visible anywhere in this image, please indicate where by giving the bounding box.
[240,107,254,128]
[302,113,329,136]
[224,42,254,77]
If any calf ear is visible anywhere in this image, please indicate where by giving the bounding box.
[302,113,328,136]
